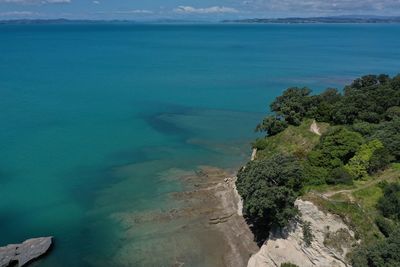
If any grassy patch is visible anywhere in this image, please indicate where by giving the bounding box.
[353,186,383,211]
[392,163,400,170]
[302,183,355,194]
[304,167,400,245]
[254,119,329,159]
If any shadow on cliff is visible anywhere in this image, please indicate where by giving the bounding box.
[246,217,297,247]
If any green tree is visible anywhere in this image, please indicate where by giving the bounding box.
[368,147,393,174]
[236,154,303,239]
[377,183,400,221]
[308,88,342,122]
[332,74,400,124]
[370,118,400,160]
[302,221,314,246]
[270,87,313,126]
[345,139,384,179]
[352,229,400,267]
[375,216,397,238]
[318,127,364,164]
[386,106,400,120]
[304,127,364,185]
[256,115,288,136]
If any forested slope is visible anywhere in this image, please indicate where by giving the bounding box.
[237,74,400,266]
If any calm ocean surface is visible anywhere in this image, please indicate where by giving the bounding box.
[0,23,399,266]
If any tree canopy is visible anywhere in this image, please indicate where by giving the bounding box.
[236,154,303,241]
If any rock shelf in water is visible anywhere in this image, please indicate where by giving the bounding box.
[0,237,52,267]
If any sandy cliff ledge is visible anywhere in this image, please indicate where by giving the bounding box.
[248,199,355,267]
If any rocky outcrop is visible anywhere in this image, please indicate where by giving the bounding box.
[248,200,355,267]
[251,148,258,161]
[0,237,52,267]
[310,120,321,136]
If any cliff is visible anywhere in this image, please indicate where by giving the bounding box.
[248,199,355,267]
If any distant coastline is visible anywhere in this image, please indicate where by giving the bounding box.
[0,18,210,25]
[223,16,400,24]
[2,16,400,25]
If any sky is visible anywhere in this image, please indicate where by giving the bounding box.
[0,0,400,20]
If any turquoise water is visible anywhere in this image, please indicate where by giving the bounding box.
[0,24,399,266]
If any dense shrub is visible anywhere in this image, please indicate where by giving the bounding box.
[281,263,299,267]
[326,167,353,185]
[344,140,384,179]
[370,118,400,160]
[368,147,393,174]
[332,74,400,124]
[256,115,288,136]
[386,106,400,120]
[307,88,342,122]
[237,154,303,240]
[304,127,364,185]
[317,127,364,164]
[352,229,400,267]
[375,216,397,238]
[270,87,313,126]
[377,183,400,221]
[302,221,314,246]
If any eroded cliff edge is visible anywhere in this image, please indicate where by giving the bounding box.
[247,199,355,267]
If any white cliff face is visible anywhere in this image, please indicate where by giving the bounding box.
[248,199,355,267]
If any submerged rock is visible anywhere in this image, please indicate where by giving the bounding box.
[0,237,52,267]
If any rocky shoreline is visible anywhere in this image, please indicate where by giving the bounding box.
[0,237,52,267]
[111,166,259,266]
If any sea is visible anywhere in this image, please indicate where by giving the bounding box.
[0,23,399,266]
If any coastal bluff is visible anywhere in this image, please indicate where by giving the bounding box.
[0,237,52,267]
[248,199,355,267]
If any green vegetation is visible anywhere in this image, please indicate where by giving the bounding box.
[237,74,400,265]
[253,119,328,159]
[304,126,364,185]
[351,182,400,266]
[236,154,303,243]
[280,263,299,267]
[323,228,354,254]
[352,229,400,267]
[302,221,313,246]
[377,183,400,221]
[344,139,384,179]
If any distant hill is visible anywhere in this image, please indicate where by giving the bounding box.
[0,18,209,25]
[222,16,400,24]
[0,19,137,25]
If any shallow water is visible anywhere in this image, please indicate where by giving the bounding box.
[0,23,399,266]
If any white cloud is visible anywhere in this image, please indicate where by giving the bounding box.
[174,6,239,14]
[92,0,99,4]
[45,0,70,3]
[0,10,34,16]
[114,9,153,14]
[240,0,400,15]
[95,9,154,16]
[0,0,71,4]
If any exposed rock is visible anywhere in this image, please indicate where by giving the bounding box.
[310,120,321,136]
[251,148,258,161]
[0,237,53,267]
[248,200,355,267]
